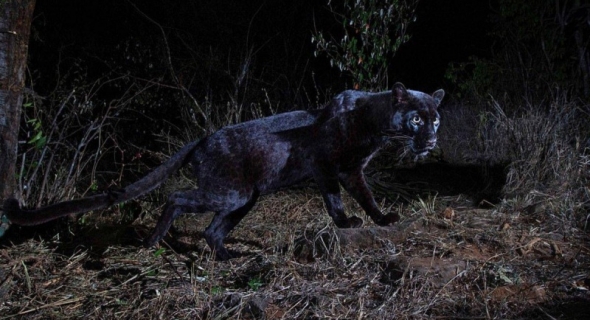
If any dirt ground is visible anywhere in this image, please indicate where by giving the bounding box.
[1,173,589,319]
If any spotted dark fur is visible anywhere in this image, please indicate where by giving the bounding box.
[3,83,444,260]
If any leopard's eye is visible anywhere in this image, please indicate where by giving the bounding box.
[433,118,440,126]
[411,115,421,125]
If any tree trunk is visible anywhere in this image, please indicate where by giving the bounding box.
[0,0,36,200]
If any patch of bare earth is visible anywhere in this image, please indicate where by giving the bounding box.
[1,188,589,319]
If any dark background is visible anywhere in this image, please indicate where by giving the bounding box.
[30,0,493,99]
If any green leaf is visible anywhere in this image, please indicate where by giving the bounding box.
[28,131,43,144]
[154,248,166,257]
[210,286,224,295]
[248,276,263,291]
[34,136,47,149]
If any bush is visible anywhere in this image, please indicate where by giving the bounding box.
[312,0,419,90]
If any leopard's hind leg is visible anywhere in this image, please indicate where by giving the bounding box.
[204,189,259,260]
[143,189,207,248]
[144,187,259,261]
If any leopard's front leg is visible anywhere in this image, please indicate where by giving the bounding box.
[312,163,363,228]
[339,169,399,226]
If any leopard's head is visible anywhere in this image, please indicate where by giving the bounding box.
[387,83,445,156]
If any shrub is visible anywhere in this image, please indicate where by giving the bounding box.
[312,0,419,90]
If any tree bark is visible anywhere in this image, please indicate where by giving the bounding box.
[0,0,36,200]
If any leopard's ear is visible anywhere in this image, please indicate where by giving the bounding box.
[392,82,409,103]
[432,89,445,106]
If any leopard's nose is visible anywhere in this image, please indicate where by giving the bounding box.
[426,138,437,149]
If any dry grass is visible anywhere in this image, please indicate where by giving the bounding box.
[439,98,590,226]
[1,184,589,319]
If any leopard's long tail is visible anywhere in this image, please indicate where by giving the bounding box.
[3,141,200,226]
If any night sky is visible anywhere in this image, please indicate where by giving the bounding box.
[30,0,494,98]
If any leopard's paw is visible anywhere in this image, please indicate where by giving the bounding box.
[347,216,364,228]
[334,215,364,228]
[374,212,400,226]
